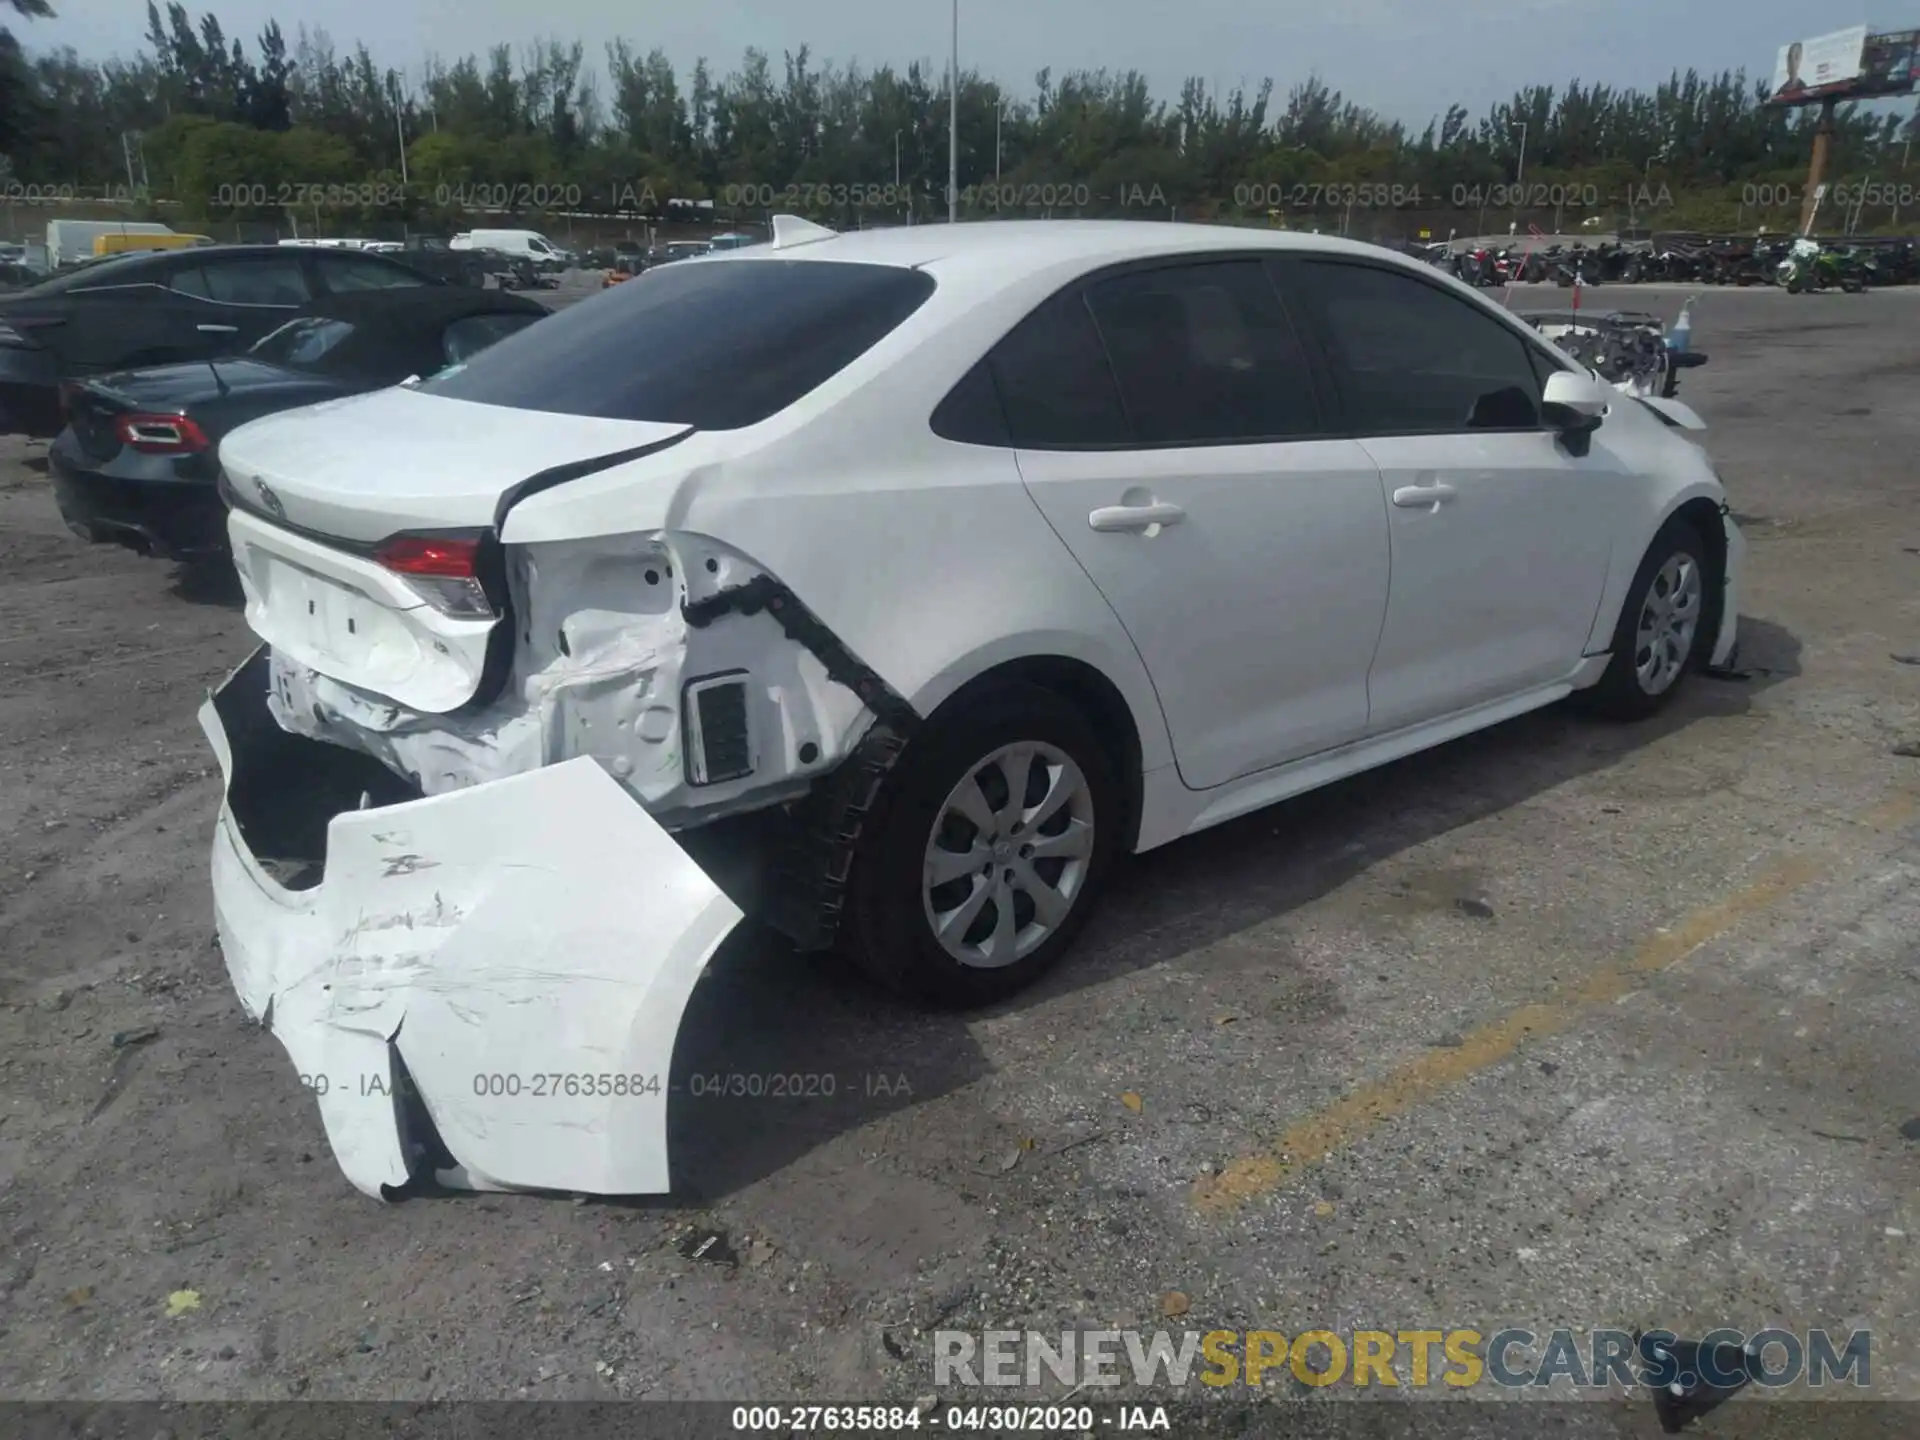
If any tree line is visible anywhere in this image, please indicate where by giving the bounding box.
[2,1,1919,235]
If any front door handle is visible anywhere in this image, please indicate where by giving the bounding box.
[1391,483,1457,509]
[1089,501,1186,533]
[196,323,240,334]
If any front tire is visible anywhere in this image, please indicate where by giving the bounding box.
[1579,517,1709,721]
[842,681,1122,1008]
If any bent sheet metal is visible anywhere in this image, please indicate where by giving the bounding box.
[201,648,742,1198]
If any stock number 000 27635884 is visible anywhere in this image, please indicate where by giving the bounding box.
[216,182,409,208]
[1235,182,1423,209]
[723,183,911,208]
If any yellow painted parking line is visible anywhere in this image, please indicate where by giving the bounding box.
[1192,792,1915,1214]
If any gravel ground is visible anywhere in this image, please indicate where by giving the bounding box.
[0,284,1917,1426]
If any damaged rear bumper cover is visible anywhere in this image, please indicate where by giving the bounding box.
[201,648,743,1200]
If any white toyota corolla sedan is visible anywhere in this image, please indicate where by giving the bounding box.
[200,216,1741,1198]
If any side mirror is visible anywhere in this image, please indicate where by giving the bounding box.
[1541,369,1609,455]
[1542,369,1611,420]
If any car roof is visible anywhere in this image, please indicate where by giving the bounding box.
[708,219,1429,303]
[14,243,426,298]
[296,285,545,329]
[728,219,1392,269]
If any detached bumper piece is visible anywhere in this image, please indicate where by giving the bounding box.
[200,648,743,1200]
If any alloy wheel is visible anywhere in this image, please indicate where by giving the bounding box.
[921,741,1096,969]
[1634,551,1702,696]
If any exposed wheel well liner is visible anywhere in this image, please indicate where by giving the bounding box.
[924,656,1145,851]
[1670,496,1727,659]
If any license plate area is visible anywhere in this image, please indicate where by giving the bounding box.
[248,548,416,672]
[226,505,499,714]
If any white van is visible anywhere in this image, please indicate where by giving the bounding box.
[449,230,569,265]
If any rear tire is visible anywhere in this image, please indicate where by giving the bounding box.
[1578,517,1709,721]
[842,681,1122,1008]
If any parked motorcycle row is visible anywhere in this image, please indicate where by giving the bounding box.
[1410,234,1920,292]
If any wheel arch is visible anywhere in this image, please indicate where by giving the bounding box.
[917,653,1153,852]
[1581,480,1728,661]
[1667,495,1729,662]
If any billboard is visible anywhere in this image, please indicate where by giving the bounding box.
[1855,29,1920,98]
[1767,26,1868,104]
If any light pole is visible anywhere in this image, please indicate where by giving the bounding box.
[1631,145,1668,228]
[948,0,959,222]
[1513,121,1528,191]
[1894,132,1913,230]
[995,94,1004,185]
[393,76,409,187]
[894,130,902,187]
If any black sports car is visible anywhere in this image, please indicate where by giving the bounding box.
[0,243,446,438]
[50,285,546,560]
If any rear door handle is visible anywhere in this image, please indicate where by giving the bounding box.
[196,323,239,334]
[1391,483,1457,509]
[1089,501,1186,532]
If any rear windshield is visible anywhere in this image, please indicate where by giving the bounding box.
[420,258,935,429]
[14,253,161,295]
[251,316,356,369]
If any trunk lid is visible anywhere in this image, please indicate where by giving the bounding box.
[227,506,501,715]
[219,387,693,714]
[92,357,323,409]
[218,386,692,543]
[69,361,335,460]
[63,381,130,461]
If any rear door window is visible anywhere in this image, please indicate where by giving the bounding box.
[1083,260,1323,444]
[318,254,428,292]
[197,258,313,307]
[421,259,934,429]
[983,291,1130,448]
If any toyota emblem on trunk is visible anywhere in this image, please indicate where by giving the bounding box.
[252,476,286,519]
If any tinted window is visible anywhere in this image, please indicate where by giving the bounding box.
[1085,261,1321,444]
[441,312,539,367]
[169,266,211,298]
[319,254,427,291]
[198,258,312,306]
[23,254,165,295]
[250,317,356,369]
[421,259,934,429]
[985,291,1129,447]
[930,360,1011,446]
[1301,261,1543,434]
[1526,344,1565,392]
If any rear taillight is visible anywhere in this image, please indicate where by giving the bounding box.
[374,535,494,618]
[115,413,211,454]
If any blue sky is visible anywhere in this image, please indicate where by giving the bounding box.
[24,0,1900,128]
